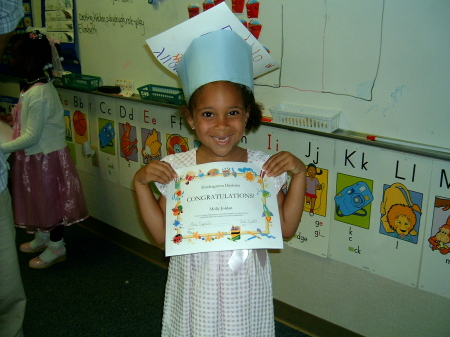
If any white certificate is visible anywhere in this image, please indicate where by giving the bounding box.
[165,162,283,256]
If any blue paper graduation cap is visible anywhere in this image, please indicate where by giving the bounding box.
[176,29,253,101]
[146,3,279,102]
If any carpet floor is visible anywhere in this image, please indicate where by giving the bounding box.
[15,219,310,337]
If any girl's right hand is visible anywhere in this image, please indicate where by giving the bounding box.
[134,160,177,186]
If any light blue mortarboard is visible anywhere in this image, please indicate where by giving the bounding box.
[176,29,253,102]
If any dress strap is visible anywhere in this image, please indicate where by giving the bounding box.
[228,249,249,275]
[228,249,267,275]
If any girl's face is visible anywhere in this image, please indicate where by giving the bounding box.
[307,166,316,178]
[187,81,249,162]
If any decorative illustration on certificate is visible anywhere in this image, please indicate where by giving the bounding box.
[165,162,283,256]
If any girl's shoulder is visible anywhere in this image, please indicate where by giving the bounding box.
[155,149,197,196]
[23,82,56,98]
[247,148,270,165]
[248,148,287,192]
[161,148,197,170]
[161,148,271,168]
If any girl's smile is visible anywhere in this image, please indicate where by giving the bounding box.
[187,81,249,163]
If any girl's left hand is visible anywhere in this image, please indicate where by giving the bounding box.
[262,151,305,177]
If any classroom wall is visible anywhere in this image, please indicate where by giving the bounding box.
[77,174,450,337]
[1,75,449,335]
[3,0,450,335]
[65,93,449,337]
[72,0,450,149]
[58,87,450,337]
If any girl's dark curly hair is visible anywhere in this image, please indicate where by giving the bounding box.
[183,81,263,132]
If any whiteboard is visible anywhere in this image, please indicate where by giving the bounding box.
[75,0,450,149]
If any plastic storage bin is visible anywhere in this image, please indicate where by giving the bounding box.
[61,74,102,91]
[138,84,186,106]
[269,103,341,133]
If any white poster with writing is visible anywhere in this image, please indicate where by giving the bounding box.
[146,2,279,77]
[116,100,140,190]
[94,96,120,183]
[165,162,283,256]
[370,150,431,287]
[286,133,334,258]
[328,141,382,271]
[419,159,450,299]
[58,89,93,174]
[251,126,333,257]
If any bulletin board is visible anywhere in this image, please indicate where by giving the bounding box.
[74,0,450,149]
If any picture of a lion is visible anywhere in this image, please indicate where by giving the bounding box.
[380,183,422,237]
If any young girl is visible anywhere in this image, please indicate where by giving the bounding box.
[305,163,324,216]
[134,30,306,336]
[0,29,89,269]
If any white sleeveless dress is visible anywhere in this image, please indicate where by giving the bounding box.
[156,148,286,337]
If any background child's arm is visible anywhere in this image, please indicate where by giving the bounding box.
[262,151,306,238]
[0,99,46,154]
[133,161,177,244]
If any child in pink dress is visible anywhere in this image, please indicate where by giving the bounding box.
[134,30,306,336]
[0,29,88,269]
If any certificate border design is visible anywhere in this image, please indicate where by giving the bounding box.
[169,165,277,246]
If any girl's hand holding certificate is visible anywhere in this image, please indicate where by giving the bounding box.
[135,160,177,186]
[262,151,306,178]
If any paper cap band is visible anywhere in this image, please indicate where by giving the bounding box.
[177,29,253,101]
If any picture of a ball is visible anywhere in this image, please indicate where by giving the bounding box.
[73,110,87,136]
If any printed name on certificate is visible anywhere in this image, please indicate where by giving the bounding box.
[165,162,283,256]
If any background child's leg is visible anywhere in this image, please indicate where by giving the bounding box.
[0,188,26,336]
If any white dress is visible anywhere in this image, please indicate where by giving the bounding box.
[156,148,286,337]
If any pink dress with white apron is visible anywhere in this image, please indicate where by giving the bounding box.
[10,84,88,233]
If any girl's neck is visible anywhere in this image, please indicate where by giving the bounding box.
[21,74,50,92]
[196,145,248,164]
[26,75,49,85]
